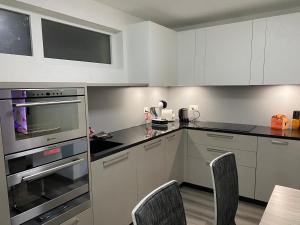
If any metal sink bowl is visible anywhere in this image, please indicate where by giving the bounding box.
[90,139,123,154]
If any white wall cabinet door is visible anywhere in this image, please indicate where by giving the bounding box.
[149,22,177,86]
[164,131,184,182]
[177,30,196,86]
[256,137,300,202]
[126,22,149,84]
[61,209,92,225]
[204,21,252,85]
[250,19,267,85]
[126,21,177,86]
[195,28,206,85]
[91,149,138,225]
[264,12,300,84]
[136,138,166,200]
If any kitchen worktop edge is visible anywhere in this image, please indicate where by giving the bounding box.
[90,121,300,162]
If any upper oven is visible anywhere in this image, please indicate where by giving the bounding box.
[0,88,87,155]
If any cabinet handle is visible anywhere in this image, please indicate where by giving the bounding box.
[103,152,129,168]
[13,99,81,108]
[74,217,80,224]
[207,133,234,139]
[206,148,228,154]
[166,134,176,141]
[271,140,289,145]
[68,217,80,225]
[144,139,162,150]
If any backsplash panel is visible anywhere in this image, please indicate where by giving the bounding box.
[88,85,300,132]
[168,85,300,127]
[88,87,168,132]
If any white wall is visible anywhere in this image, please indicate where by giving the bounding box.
[0,1,142,83]
[14,0,141,31]
[168,86,300,126]
[88,87,169,132]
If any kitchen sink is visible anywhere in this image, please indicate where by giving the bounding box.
[90,139,123,154]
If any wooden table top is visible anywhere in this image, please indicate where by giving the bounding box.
[259,185,300,225]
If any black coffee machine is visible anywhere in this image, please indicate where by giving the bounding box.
[178,108,189,123]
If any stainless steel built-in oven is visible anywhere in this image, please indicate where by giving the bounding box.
[5,138,90,225]
[0,88,87,155]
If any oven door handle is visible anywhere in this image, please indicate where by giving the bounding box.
[13,99,82,108]
[22,158,85,182]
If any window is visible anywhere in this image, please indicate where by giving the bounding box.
[42,19,111,64]
[0,8,32,56]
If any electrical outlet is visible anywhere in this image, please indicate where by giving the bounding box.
[144,107,150,113]
[189,105,199,111]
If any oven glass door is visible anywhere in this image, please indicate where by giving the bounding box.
[12,96,83,140]
[7,153,89,225]
[1,94,87,154]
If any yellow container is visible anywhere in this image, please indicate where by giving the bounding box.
[291,119,300,130]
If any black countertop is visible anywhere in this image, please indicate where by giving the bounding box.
[90,121,300,162]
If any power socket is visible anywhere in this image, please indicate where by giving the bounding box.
[144,107,150,113]
[189,105,199,111]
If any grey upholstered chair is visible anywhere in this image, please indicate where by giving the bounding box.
[131,180,187,225]
[210,152,239,225]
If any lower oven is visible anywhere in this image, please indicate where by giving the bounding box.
[5,137,90,225]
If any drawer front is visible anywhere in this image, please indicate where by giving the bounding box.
[92,148,138,225]
[189,130,257,152]
[165,131,184,182]
[185,157,212,188]
[188,142,256,168]
[238,166,255,198]
[137,138,166,200]
[61,209,92,225]
[185,157,255,198]
[255,137,300,201]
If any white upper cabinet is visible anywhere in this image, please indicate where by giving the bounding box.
[126,12,300,86]
[250,19,267,85]
[264,12,300,85]
[126,22,149,84]
[204,21,253,85]
[126,21,177,86]
[177,30,196,86]
[195,28,206,85]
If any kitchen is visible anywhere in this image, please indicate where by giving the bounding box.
[1,0,300,225]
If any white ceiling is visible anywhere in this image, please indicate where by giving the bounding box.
[95,0,300,28]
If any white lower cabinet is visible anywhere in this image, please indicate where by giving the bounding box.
[61,209,92,225]
[91,148,138,225]
[255,137,300,202]
[185,156,212,188]
[238,166,256,198]
[91,135,183,225]
[164,131,184,182]
[136,138,167,200]
[185,156,255,198]
[185,130,257,198]
[91,129,300,225]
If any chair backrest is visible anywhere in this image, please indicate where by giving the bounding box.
[210,153,239,225]
[132,180,187,225]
